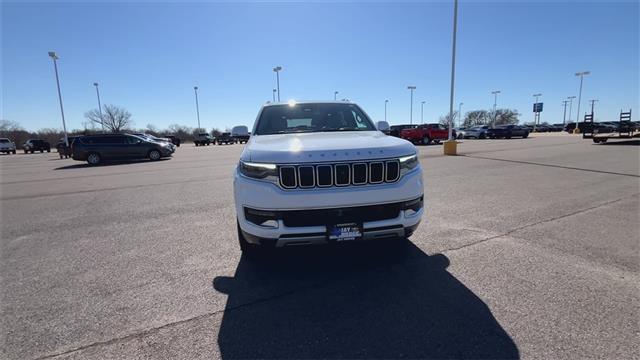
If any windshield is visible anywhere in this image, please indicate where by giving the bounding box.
[255,103,376,135]
[0,139,9,143]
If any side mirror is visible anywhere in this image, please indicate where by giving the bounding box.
[376,121,390,132]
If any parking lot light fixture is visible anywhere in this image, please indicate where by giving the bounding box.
[334,91,338,100]
[458,102,463,127]
[48,51,69,147]
[420,101,426,124]
[444,0,459,152]
[407,86,416,124]
[273,66,282,102]
[574,71,590,134]
[272,89,276,102]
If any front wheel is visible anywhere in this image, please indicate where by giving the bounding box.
[12,150,16,154]
[238,221,261,258]
[87,152,101,165]
[479,133,486,139]
[148,149,161,161]
[523,132,529,139]
[422,136,431,145]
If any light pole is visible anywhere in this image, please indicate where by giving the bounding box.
[193,86,201,130]
[272,89,276,102]
[407,86,416,124]
[93,82,105,131]
[562,100,569,126]
[458,102,463,128]
[48,51,69,146]
[420,101,426,123]
[532,93,542,132]
[574,71,590,133]
[567,96,576,126]
[273,66,282,102]
[446,0,459,143]
[334,91,338,100]
[491,90,501,127]
[384,99,389,122]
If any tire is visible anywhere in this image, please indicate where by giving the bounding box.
[12,150,16,154]
[523,132,529,139]
[195,142,199,147]
[148,149,161,161]
[40,149,44,153]
[422,136,431,145]
[47,149,50,153]
[505,133,512,139]
[31,150,35,154]
[479,133,486,139]
[24,149,28,154]
[87,152,101,165]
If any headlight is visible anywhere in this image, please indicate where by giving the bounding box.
[238,161,279,183]
[399,154,419,176]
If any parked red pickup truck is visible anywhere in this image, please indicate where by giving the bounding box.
[400,123,456,145]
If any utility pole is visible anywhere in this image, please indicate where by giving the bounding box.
[420,101,426,123]
[562,100,569,126]
[273,66,282,102]
[589,99,599,116]
[532,93,542,132]
[567,96,576,127]
[458,102,463,128]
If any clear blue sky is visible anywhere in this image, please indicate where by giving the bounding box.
[2,1,639,132]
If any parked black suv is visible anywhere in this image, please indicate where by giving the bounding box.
[215,132,234,145]
[487,125,529,139]
[22,139,51,153]
[72,134,175,165]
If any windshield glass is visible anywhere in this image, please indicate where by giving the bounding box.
[255,103,376,135]
[0,139,9,143]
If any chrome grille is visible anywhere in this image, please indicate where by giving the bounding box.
[278,160,400,189]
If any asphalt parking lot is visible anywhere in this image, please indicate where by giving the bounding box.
[1,135,638,359]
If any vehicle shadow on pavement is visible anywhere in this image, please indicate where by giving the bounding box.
[213,241,519,359]
[53,158,170,170]
[596,139,639,146]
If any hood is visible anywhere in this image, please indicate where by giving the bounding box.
[242,131,416,163]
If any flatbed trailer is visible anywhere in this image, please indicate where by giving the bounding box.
[588,109,639,143]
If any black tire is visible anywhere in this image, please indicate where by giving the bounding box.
[148,149,161,161]
[422,136,431,145]
[12,150,16,154]
[24,149,28,154]
[479,133,486,139]
[505,133,512,139]
[87,152,101,165]
[195,142,199,147]
[40,149,44,153]
[31,150,35,154]
[47,149,50,153]
[523,132,529,139]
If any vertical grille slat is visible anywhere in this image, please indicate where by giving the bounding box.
[298,166,315,188]
[278,159,404,189]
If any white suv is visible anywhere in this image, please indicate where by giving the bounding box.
[233,101,424,252]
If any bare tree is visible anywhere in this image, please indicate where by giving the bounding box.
[438,111,458,127]
[463,110,490,127]
[494,109,520,125]
[85,104,132,133]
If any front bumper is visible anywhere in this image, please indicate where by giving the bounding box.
[234,166,424,247]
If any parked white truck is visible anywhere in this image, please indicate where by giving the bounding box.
[233,101,424,254]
